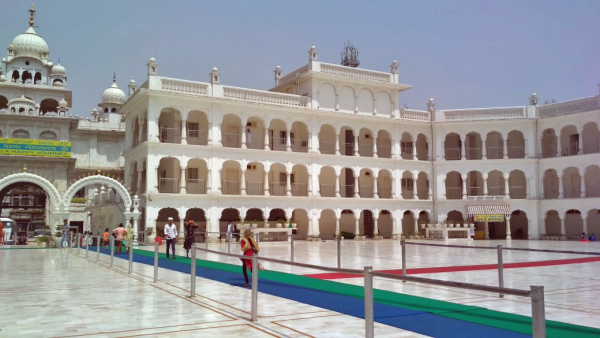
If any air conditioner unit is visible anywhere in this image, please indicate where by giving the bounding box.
[301,141,308,147]
[246,121,256,127]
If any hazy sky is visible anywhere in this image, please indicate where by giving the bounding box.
[2,0,599,115]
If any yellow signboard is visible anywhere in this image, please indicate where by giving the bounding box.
[473,215,504,222]
[0,138,71,157]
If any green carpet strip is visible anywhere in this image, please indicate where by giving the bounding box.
[133,249,599,337]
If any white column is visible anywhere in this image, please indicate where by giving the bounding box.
[354,217,359,235]
[484,221,489,240]
[207,122,213,146]
[504,173,510,199]
[263,171,269,196]
[335,216,340,234]
[483,174,488,196]
[482,139,487,159]
[308,214,315,236]
[286,170,292,196]
[578,132,583,154]
[136,169,142,194]
[373,216,379,236]
[264,128,270,150]
[558,176,563,198]
[308,132,313,153]
[241,127,247,149]
[506,216,512,240]
[354,173,360,198]
[580,175,586,198]
[461,174,467,200]
[335,173,341,198]
[503,139,508,159]
[394,215,399,237]
[335,132,340,155]
[217,169,222,194]
[414,217,419,233]
[557,137,562,157]
[373,174,379,199]
[308,170,313,196]
[461,136,466,160]
[335,92,340,111]
[207,169,212,194]
[179,219,185,238]
[181,119,187,145]
[412,141,417,160]
[373,137,378,158]
[180,168,186,194]
[286,129,291,151]
[559,217,565,236]
[412,178,417,200]
[392,174,398,199]
[138,120,144,144]
[583,218,588,234]
[354,136,359,156]
[241,170,246,196]
[392,137,398,159]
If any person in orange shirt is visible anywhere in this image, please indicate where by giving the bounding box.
[102,228,110,252]
[0,221,4,246]
[112,223,127,254]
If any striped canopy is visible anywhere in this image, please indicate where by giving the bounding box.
[467,205,510,217]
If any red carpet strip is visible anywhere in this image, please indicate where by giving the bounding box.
[305,256,600,280]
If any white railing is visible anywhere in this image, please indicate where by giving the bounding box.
[510,186,526,199]
[445,148,461,160]
[222,181,240,195]
[402,188,414,199]
[466,147,482,160]
[539,96,600,118]
[270,183,286,196]
[544,185,559,199]
[222,86,309,108]
[246,134,264,149]
[223,132,241,148]
[160,78,209,96]
[320,63,392,83]
[341,185,355,197]
[446,187,462,199]
[292,183,308,196]
[187,130,208,145]
[486,146,503,159]
[468,186,483,196]
[400,109,430,121]
[563,185,580,198]
[377,144,392,158]
[487,186,504,196]
[586,183,600,197]
[159,178,179,193]
[359,143,374,157]
[508,145,524,159]
[291,140,308,152]
[270,137,287,151]
[246,181,264,195]
[186,179,206,194]
[359,186,373,198]
[320,184,335,197]
[160,127,180,144]
[342,142,354,156]
[319,140,335,154]
[378,186,391,198]
[561,142,579,156]
[444,107,525,120]
[279,65,309,84]
[542,145,556,158]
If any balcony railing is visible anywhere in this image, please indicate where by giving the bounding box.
[246,181,263,195]
[319,140,335,154]
[377,144,392,158]
[542,145,556,158]
[292,183,308,196]
[561,142,579,156]
[359,143,374,157]
[544,185,559,198]
[509,186,526,199]
[222,180,240,195]
[270,137,287,151]
[187,130,208,145]
[291,140,308,153]
[246,134,264,149]
[378,186,391,198]
[487,186,504,196]
[320,184,335,197]
[160,127,180,144]
[563,184,581,198]
[417,186,429,199]
[402,188,414,199]
[539,96,600,118]
[186,179,206,194]
[270,183,286,196]
[223,132,241,148]
[466,147,482,160]
[468,186,483,196]
[341,185,355,198]
[446,187,462,199]
[486,146,503,159]
[342,142,354,156]
[587,183,600,197]
[359,186,373,198]
[508,145,525,159]
[445,148,461,160]
[159,178,179,193]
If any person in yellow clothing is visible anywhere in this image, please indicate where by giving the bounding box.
[124,224,134,253]
[240,229,265,287]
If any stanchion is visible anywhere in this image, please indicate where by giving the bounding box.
[153,241,159,283]
[227,235,231,254]
[530,286,546,338]
[85,235,89,258]
[96,235,100,261]
[205,232,208,250]
[109,237,115,268]
[401,239,407,282]
[364,266,374,338]
[128,241,133,274]
[190,244,196,297]
[77,233,81,254]
[251,254,258,321]
[497,245,504,298]
[337,236,341,268]
[255,232,259,244]
[290,234,295,263]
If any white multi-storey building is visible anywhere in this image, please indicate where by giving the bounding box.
[1,6,598,241]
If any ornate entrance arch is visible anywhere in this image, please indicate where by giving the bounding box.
[0,172,62,212]
[64,174,132,210]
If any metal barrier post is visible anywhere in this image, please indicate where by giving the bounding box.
[337,236,341,268]
[109,237,115,268]
[227,235,231,254]
[205,232,208,250]
[401,239,407,282]
[255,232,259,244]
[96,235,100,261]
[85,235,89,258]
[530,286,546,338]
[364,266,374,338]
[153,242,159,283]
[251,254,258,321]
[290,234,295,263]
[190,244,196,297]
[77,233,81,254]
[497,245,504,298]
[128,241,133,274]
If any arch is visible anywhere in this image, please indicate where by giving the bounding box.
[487,170,505,196]
[358,168,374,198]
[401,171,415,199]
[64,175,133,210]
[268,208,286,222]
[319,209,336,237]
[418,211,431,227]
[0,173,62,212]
[358,127,374,157]
[565,209,583,239]
[220,208,241,232]
[187,158,209,194]
[377,169,392,198]
[360,210,374,237]
[187,110,209,146]
[34,72,42,84]
[587,209,600,236]
[416,133,428,160]
[21,70,32,83]
[40,98,59,115]
[11,70,19,82]
[319,166,336,197]
[156,208,179,235]
[445,171,462,199]
[158,157,181,193]
[340,209,356,234]
[545,210,561,235]
[562,167,581,198]
[509,170,526,199]
[584,165,600,197]
[401,210,415,235]
[376,91,391,115]
[507,130,525,158]
[12,129,30,139]
[446,210,464,224]
[485,131,504,159]
[222,160,241,195]
[582,122,599,154]
[465,132,482,160]
[291,209,309,237]
[467,171,483,197]
[0,95,8,109]
[39,130,58,140]
[541,128,557,158]
[318,124,336,154]
[158,108,182,144]
[560,125,579,156]
[319,83,336,110]
[400,132,413,159]
[376,129,392,158]
[340,126,355,156]
[290,121,309,153]
[510,210,528,239]
[185,208,206,222]
[543,169,559,198]
[357,89,373,113]
[378,210,393,238]
[291,164,308,196]
[416,172,429,199]
[445,133,461,160]
[244,208,265,222]
[340,167,356,198]
[268,119,288,151]
[338,86,355,112]
[222,113,242,148]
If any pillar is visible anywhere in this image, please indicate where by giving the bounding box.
[264,171,269,196]
[392,175,398,199]
[137,169,143,195]
[414,217,419,233]
[578,132,583,154]
[557,138,562,157]
[286,170,292,196]
[354,172,359,198]
[482,140,487,160]
[394,216,399,236]
[583,218,588,234]
[241,126,247,149]
[354,136,359,156]
[207,122,213,146]
[335,92,340,111]
[138,119,144,144]
[179,219,184,238]
[461,136,466,160]
[506,216,512,240]
[559,217,565,236]
[335,132,340,155]
[484,221,489,240]
[180,168,186,194]
[264,128,269,150]
[308,132,313,152]
[503,173,510,199]
[558,176,563,198]
[308,171,313,196]
[335,216,340,234]
[412,141,417,160]
[373,216,378,236]
[241,170,246,195]
[580,175,586,198]
[181,119,187,145]
[503,139,508,159]
[483,174,488,196]
[412,178,417,200]
[392,137,398,159]
[335,174,341,198]
[354,216,359,235]
[461,174,467,200]
[373,174,379,199]
[286,129,291,151]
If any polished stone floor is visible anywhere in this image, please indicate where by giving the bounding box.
[140,238,600,329]
[0,247,425,338]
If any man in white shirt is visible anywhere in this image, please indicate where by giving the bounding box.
[226,222,234,243]
[164,217,178,259]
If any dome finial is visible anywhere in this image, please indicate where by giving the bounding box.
[29,4,35,27]
[113,72,116,83]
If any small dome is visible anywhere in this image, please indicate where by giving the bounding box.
[0,75,6,82]
[276,65,281,69]
[59,98,68,108]
[102,82,125,104]
[212,66,218,72]
[11,27,49,59]
[149,56,156,62]
[51,63,66,76]
[9,95,36,106]
[129,77,136,85]
[429,97,435,102]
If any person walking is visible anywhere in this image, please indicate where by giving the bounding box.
[102,227,110,252]
[61,219,69,248]
[184,220,198,258]
[240,228,265,287]
[112,223,127,254]
[226,221,235,243]
[164,217,178,259]
[124,224,134,253]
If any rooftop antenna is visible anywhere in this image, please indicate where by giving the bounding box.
[341,41,360,68]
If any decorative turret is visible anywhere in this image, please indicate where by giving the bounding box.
[147,56,157,76]
[427,97,436,113]
[274,65,282,86]
[308,44,318,61]
[529,91,538,106]
[210,67,220,84]
[390,59,399,83]
[128,77,137,97]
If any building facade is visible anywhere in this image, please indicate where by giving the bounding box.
[1,7,599,240]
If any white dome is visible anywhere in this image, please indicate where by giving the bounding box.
[102,82,125,104]
[9,95,36,106]
[129,77,136,85]
[51,63,66,76]
[11,27,49,59]
[59,98,68,108]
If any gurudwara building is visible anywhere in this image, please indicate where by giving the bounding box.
[1,6,599,241]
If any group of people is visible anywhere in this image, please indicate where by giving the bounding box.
[101,223,134,253]
[580,232,597,242]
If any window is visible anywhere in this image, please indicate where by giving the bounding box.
[280,131,287,143]
[187,122,199,131]
[279,173,287,185]
[401,178,413,189]
[187,168,198,180]
[401,141,412,153]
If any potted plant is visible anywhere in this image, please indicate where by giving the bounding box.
[53,231,62,248]
[276,219,285,228]
[36,235,49,248]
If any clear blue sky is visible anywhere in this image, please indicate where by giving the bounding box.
[2,0,599,114]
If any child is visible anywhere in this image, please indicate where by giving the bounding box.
[102,228,110,252]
